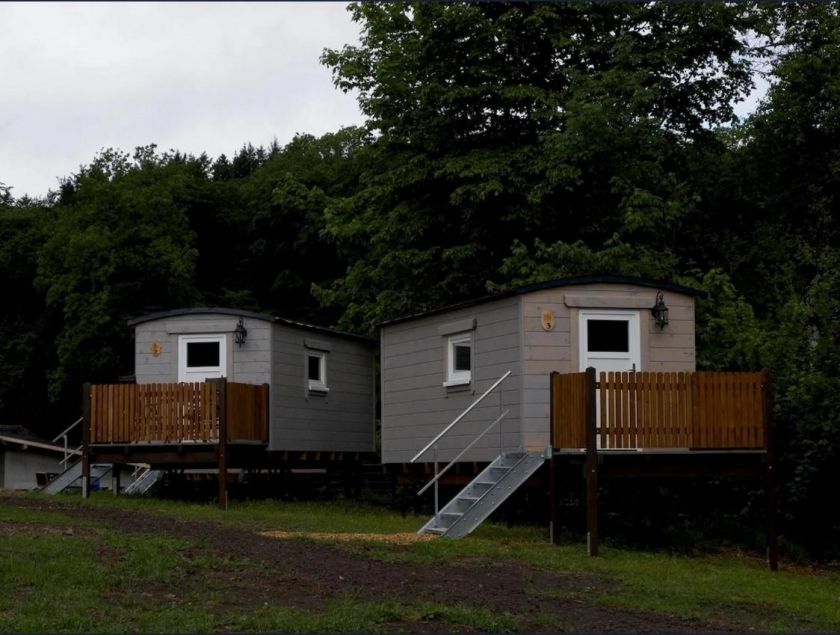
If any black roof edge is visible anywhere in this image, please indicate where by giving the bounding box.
[273,317,376,345]
[126,307,375,345]
[380,275,705,327]
[127,307,275,326]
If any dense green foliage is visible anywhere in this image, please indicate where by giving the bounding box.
[1,3,839,557]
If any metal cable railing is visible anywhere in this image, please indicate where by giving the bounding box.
[411,370,512,522]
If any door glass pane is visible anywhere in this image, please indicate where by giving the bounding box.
[308,355,321,381]
[454,344,471,371]
[186,342,220,367]
[587,320,629,352]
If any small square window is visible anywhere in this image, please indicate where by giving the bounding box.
[587,320,629,353]
[444,333,472,386]
[306,351,328,393]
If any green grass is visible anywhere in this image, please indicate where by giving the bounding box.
[2,491,839,632]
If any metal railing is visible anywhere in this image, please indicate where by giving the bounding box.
[52,417,83,468]
[411,370,512,522]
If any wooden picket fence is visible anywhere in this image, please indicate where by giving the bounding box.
[88,381,269,444]
[551,370,768,450]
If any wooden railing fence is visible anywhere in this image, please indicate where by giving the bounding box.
[551,370,768,450]
[89,380,268,444]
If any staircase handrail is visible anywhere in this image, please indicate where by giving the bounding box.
[410,370,511,464]
[59,444,83,467]
[52,417,83,444]
[53,417,84,469]
[417,409,510,496]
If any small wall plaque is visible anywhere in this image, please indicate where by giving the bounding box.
[541,309,556,331]
[150,340,163,357]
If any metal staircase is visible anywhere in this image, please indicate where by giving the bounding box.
[42,462,111,495]
[418,450,546,538]
[123,468,163,495]
[411,370,546,539]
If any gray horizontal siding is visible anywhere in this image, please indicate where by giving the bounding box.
[270,324,374,453]
[381,296,523,463]
[134,314,272,385]
[520,285,697,450]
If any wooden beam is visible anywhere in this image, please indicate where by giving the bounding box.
[216,378,229,510]
[763,369,779,571]
[584,366,599,556]
[112,463,121,496]
[81,383,92,499]
[549,371,561,545]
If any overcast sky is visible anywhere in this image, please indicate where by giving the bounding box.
[0,2,365,199]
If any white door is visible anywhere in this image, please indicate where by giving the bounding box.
[178,335,227,383]
[579,310,641,375]
[579,311,641,448]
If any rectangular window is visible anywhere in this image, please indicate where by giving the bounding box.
[445,333,472,386]
[587,319,630,353]
[178,334,226,382]
[306,350,328,393]
[186,341,221,368]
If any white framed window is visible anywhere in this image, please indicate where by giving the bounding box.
[306,350,329,393]
[178,335,226,382]
[578,310,641,373]
[444,333,472,387]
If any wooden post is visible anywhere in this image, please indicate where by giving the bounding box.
[112,463,121,496]
[215,378,229,510]
[81,383,92,498]
[584,367,599,556]
[262,383,270,443]
[763,369,778,571]
[549,372,561,544]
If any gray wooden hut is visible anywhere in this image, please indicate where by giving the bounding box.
[379,276,701,464]
[130,308,375,453]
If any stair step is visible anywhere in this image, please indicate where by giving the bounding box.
[458,495,480,502]
[441,511,463,518]
[424,527,446,535]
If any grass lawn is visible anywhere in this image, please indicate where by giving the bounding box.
[1,491,838,632]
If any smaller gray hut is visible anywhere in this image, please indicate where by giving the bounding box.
[130,308,375,454]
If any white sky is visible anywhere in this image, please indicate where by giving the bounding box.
[0,2,365,199]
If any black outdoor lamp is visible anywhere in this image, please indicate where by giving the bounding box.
[234,317,248,347]
[651,291,669,330]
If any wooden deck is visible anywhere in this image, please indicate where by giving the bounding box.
[87,380,269,445]
[548,368,777,569]
[551,370,769,451]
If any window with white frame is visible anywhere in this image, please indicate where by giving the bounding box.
[178,335,226,382]
[306,350,328,393]
[444,333,472,386]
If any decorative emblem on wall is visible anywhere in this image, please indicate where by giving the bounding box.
[541,309,556,331]
[150,340,163,357]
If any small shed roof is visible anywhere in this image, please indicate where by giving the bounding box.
[127,308,375,344]
[0,425,67,455]
[381,275,704,326]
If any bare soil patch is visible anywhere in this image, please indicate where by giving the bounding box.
[0,495,728,632]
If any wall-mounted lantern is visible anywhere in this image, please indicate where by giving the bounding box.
[234,317,248,347]
[651,291,669,330]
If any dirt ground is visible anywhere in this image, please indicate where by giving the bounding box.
[1,495,727,632]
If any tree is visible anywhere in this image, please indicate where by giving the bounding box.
[36,147,203,403]
[317,3,769,331]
